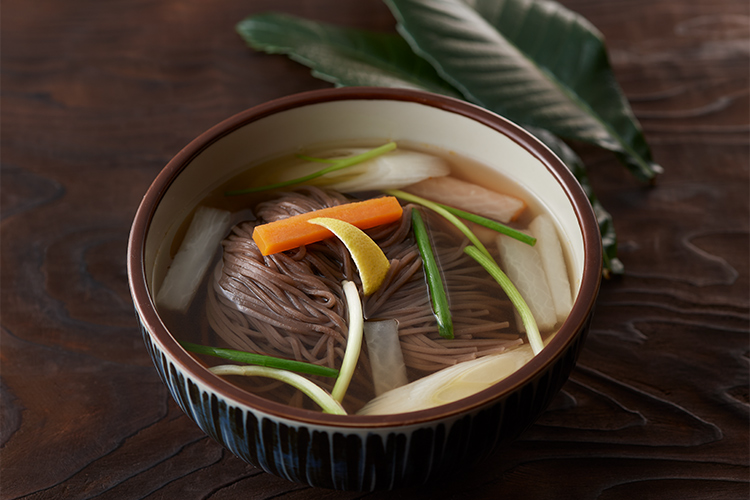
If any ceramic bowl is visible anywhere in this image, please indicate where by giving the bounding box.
[127,87,602,491]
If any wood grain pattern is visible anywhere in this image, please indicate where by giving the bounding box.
[1,0,747,498]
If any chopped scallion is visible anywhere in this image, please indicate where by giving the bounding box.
[386,189,492,259]
[411,208,453,339]
[180,341,340,378]
[439,205,536,246]
[210,364,346,415]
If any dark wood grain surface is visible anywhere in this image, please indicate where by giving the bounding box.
[2,0,748,498]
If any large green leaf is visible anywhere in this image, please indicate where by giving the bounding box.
[385,0,662,182]
[235,10,622,275]
[236,13,463,97]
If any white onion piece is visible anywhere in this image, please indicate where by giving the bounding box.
[320,149,451,192]
[357,345,534,415]
[364,319,408,396]
[529,215,573,322]
[156,206,231,313]
[496,234,557,332]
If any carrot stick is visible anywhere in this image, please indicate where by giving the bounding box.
[252,196,403,255]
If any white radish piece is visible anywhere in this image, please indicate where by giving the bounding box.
[156,206,231,313]
[404,176,526,223]
[357,345,534,415]
[364,319,408,396]
[496,234,557,332]
[529,215,573,322]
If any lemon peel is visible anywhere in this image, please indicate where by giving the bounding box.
[307,217,390,296]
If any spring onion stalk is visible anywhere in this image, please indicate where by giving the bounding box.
[439,205,536,246]
[411,208,453,339]
[331,280,364,402]
[180,341,339,378]
[295,154,338,163]
[386,189,492,259]
[463,245,544,355]
[225,142,397,195]
[210,364,346,415]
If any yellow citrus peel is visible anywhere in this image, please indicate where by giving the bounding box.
[307,217,390,296]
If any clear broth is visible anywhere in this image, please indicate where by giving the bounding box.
[158,142,573,414]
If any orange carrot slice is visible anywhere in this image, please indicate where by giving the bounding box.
[252,196,403,256]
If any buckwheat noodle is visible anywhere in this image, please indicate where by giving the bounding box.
[207,187,521,406]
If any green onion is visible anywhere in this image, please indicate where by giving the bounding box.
[386,189,534,246]
[331,280,365,402]
[439,205,536,246]
[463,246,544,355]
[225,142,397,195]
[386,189,492,259]
[295,154,337,164]
[411,208,453,339]
[210,364,346,415]
[180,341,340,378]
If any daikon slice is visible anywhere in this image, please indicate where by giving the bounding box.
[529,215,573,322]
[364,319,408,396]
[496,234,557,332]
[404,176,526,223]
[156,206,231,313]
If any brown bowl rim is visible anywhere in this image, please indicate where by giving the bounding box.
[127,86,602,429]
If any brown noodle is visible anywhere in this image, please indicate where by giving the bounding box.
[206,187,521,407]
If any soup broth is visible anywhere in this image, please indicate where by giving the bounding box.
[156,142,575,415]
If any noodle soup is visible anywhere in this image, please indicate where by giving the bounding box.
[129,88,603,490]
[155,142,576,416]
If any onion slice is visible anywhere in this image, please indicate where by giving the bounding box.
[357,345,534,415]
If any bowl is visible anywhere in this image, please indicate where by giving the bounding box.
[127,87,602,490]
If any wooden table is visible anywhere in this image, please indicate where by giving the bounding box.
[2,0,748,498]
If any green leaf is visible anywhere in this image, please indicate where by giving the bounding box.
[384,0,662,182]
[236,12,463,97]
[234,7,627,275]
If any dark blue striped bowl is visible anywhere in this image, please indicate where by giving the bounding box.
[128,87,602,491]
